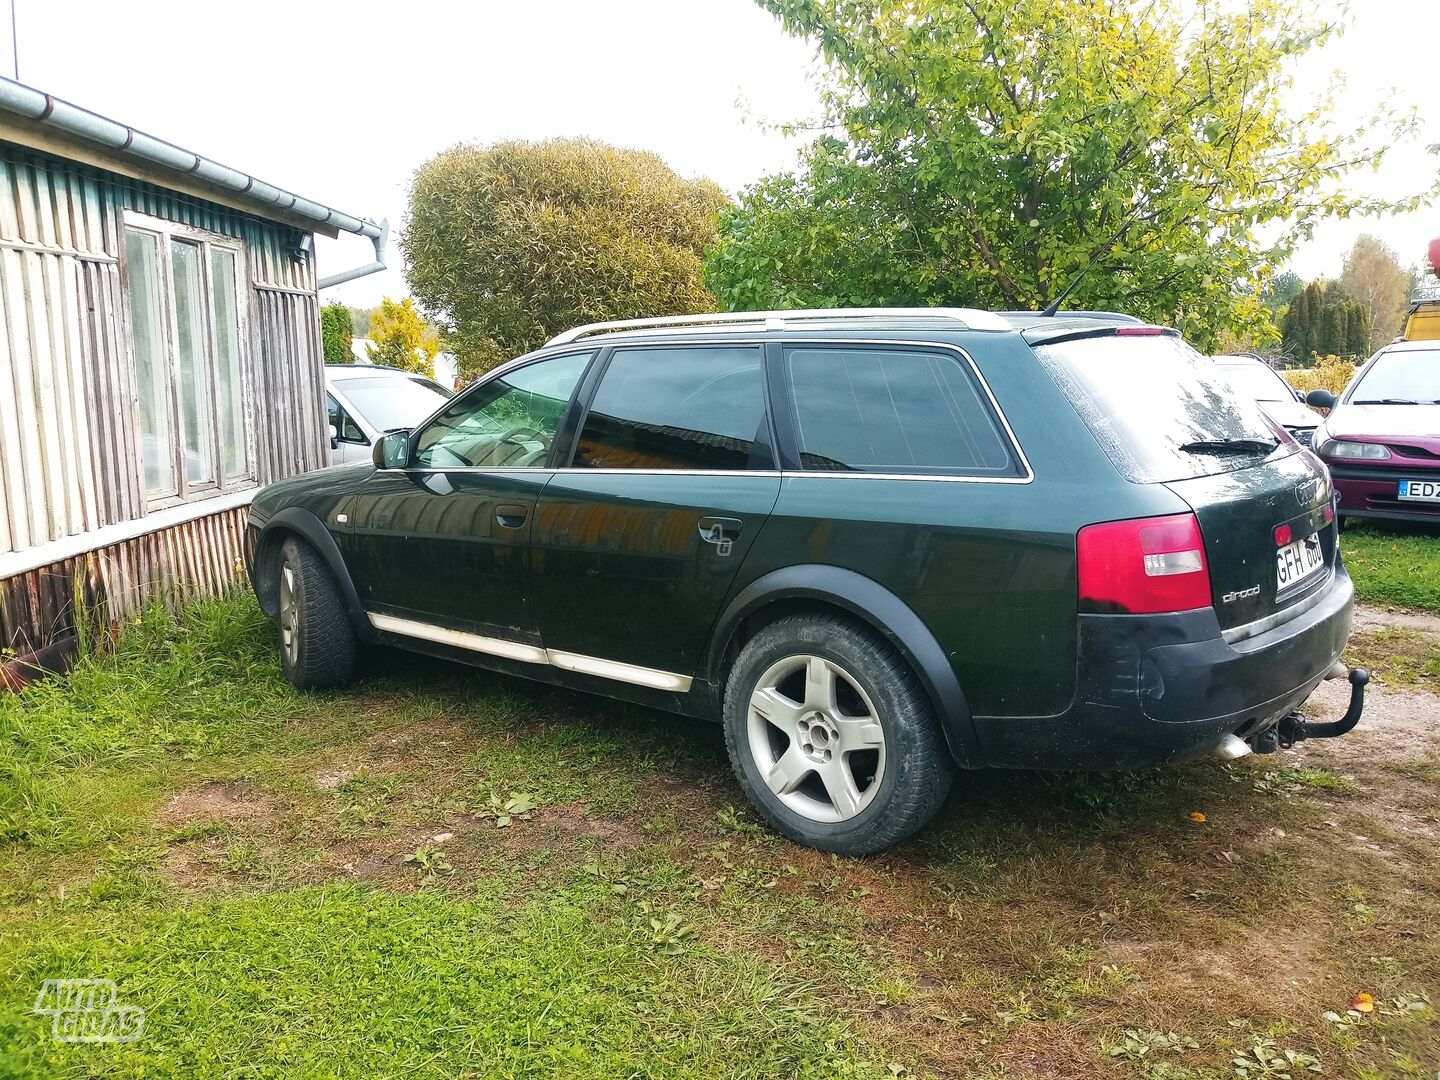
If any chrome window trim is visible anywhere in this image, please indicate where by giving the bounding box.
[376,336,1034,485]
[367,612,692,692]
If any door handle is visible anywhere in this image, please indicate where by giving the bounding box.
[698,516,743,556]
[495,504,529,529]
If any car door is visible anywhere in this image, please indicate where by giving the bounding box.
[326,392,371,465]
[343,350,594,650]
[531,343,781,686]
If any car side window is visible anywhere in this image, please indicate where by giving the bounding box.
[326,393,365,443]
[413,352,592,469]
[784,345,1020,475]
[573,346,769,471]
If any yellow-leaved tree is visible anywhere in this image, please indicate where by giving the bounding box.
[365,297,440,378]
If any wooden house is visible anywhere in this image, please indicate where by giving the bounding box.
[0,77,386,684]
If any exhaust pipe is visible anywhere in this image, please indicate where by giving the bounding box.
[1213,734,1252,760]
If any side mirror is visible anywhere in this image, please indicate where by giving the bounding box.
[328,423,339,451]
[373,430,411,469]
[1305,388,1337,410]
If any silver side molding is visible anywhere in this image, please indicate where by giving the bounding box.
[367,613,693,693]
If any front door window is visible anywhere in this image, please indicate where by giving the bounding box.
[414,353,592,469]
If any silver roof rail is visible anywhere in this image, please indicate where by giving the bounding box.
[545,307,1012,346]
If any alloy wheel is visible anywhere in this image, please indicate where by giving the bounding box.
[278,561,299,667]
[746,654,886,823]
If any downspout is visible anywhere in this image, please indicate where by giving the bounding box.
[317,218,389,290]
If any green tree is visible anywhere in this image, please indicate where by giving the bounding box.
[704,0,1433,349]
[348,306,374,339]
[403,137,731,379]
[320,302,353,365]
[1280,280,1369,362]
[1262,271,1304,314]
[365,297,440,378]
[1339,234,1411,350]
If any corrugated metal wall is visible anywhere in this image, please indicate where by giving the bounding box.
[0,504,248,682]
[0,145,327,556]
[0,144,328,663]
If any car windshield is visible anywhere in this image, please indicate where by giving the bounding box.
[1348,349,1440,404]
[1034,333,1292,483]
[1217,361,1295,402]
[332,375,453,433]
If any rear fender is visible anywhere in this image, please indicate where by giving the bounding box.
[707,565,979,768]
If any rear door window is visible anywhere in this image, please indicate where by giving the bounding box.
[573,346,769,470]
[1033,333,1295,483]
[782,345,1021,476]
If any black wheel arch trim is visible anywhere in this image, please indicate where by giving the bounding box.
[707,564,979,768]
[252,508,372,638]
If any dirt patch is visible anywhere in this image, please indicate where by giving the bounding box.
[158,781,278,828]
[1353,602,1440,636]
[544,800,646,846]
[1300,678,1440,762]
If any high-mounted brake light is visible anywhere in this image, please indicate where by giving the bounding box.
[1077,513,1211,614]
[1114,326,1168,336]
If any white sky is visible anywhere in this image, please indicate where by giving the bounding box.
[6,0,1436,307]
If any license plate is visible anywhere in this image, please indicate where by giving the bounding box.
[1276,533,1325,591]
[1398,479,1440,502]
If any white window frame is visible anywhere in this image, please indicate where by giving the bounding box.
[121,209,254,509]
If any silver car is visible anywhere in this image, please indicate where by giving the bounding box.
[1213,354,1320,446]
[324,364,455,465]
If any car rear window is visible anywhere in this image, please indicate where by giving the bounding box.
[784,346,1020,475]
[1033,333,1294,483]
[331,376,453,434]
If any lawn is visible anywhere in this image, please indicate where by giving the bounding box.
[1342,521,1440,615]
[1,593,1436,1078]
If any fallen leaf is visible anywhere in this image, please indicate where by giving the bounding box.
[1351,992,1375,1013]
[1189,811,1207,823]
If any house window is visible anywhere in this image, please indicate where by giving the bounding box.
[122,211,250,504]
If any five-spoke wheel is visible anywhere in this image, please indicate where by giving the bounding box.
[747,654,886,823]
[724,614,954,855]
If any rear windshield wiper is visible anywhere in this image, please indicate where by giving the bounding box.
[1177,437,1278,456]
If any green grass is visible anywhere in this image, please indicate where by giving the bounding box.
[0,884,887,1079]
[1341,522,1440,614]
[1,591,1437,1078]
[1346,627,1440,690]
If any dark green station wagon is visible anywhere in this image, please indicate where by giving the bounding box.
[246,309,1367,855]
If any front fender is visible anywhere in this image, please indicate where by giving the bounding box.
[252,507,370,637]
[708,565,979,768]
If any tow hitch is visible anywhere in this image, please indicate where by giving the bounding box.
[1273,664,1370,749]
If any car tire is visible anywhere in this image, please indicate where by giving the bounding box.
[275,537,356,690]
[722,614,954,856]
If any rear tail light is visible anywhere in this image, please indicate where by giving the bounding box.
[1077,513,1211,614]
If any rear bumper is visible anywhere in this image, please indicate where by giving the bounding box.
[973,566,1354,769]
[1330,464,1440,522]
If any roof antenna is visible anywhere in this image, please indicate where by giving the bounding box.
[1040,218,1138,316]
[1039,261,1097,317]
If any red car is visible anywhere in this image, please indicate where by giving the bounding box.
[1307,339,1440,522]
